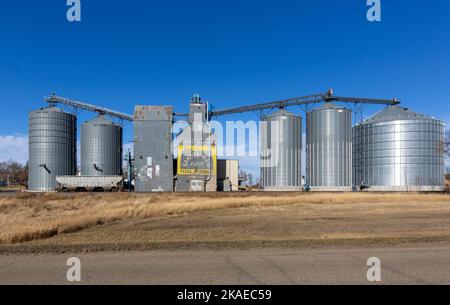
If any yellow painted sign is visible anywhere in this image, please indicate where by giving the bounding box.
[177,145,217,176]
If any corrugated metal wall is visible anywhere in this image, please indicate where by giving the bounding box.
[28,106,77,192]
[134,106,174,192]
[81,115,123,176]
[260,109,302,190]
[353,106,445,191]
[307,103,352,190]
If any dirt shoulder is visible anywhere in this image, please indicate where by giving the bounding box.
[1,192,449,254]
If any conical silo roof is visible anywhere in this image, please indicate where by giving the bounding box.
[264,109,298,119]
[311,102,348,112]
[363,106,433,124]
[30,105,69,114]
[83,115,120,127]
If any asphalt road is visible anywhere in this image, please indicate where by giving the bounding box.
[1,244,449,285]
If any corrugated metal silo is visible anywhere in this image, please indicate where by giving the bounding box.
[28,106,77,192]
[353,106,445,191]
[306,103,352,191]
[260,109,302,191]
[81,115,123,176]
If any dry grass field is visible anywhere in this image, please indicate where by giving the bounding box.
[0,192,450,253]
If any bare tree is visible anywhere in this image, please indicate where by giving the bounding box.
[0,160,28,186]
[239,170,248,185]
[247,173,254,186]
[239,170,256,186]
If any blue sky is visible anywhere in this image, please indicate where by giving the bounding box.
[0,0,449,175]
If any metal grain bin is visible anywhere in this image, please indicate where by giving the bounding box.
[260,109,302,191]
[28,106,77,192]
[353,106,445,192]
[81,115,123,176]
[307,103,352,191]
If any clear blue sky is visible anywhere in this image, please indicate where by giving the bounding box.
[0,0,449,172]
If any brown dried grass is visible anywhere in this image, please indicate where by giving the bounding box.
[0,192,449,245]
